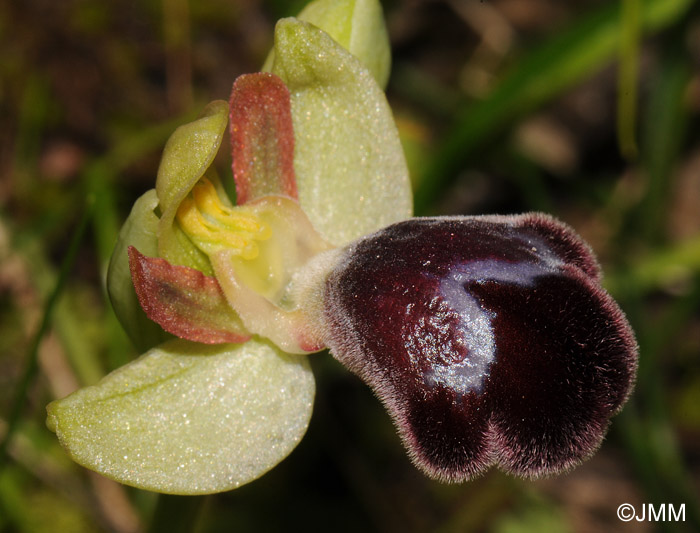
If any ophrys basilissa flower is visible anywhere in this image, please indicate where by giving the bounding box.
[47,0,637,495]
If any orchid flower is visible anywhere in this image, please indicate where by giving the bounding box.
[47,0,637,495]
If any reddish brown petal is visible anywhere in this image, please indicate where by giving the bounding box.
[230,72,297,204]
[128,247,250,344]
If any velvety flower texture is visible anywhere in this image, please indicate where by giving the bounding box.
[46,0,637,495]
[323,214,637,481]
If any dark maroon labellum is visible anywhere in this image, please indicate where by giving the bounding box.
[323,214,637,481]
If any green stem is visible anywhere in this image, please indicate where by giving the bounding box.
[148,494,206,533]
[617,0,641,159]
[0,197,95,471]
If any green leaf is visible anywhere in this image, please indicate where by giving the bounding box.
[107,190,173,352]
[47,339,315,495]
[263,0,391,89]
[155,100,229,266]
[271,18,412,245]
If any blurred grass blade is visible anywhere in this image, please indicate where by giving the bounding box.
[605,234,700,297]
[617,278,700,530]
[415,0,694,213]
[0,198,94,472]
[617,0,641,159]
[639,49,691,243]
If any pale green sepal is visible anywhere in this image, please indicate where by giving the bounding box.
[271,18,412,245]
[263,0,391,89]
[107,189,172,352]
[156,100,228,265]
[47,339,315,495]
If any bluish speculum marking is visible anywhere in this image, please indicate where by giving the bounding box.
[401,282,494,395]
[407,243,563,396]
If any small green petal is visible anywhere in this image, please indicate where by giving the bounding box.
[271,18,412,245]
[155,100,228,266]
[47,339,315,495]
[263,0,391,89]
[107,190,172,352]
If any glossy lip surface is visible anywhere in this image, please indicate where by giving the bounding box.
[323,214,637,481]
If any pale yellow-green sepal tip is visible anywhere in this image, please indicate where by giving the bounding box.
[262,0,391,89]
[47,339,315,495]
[271,18,412,245]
